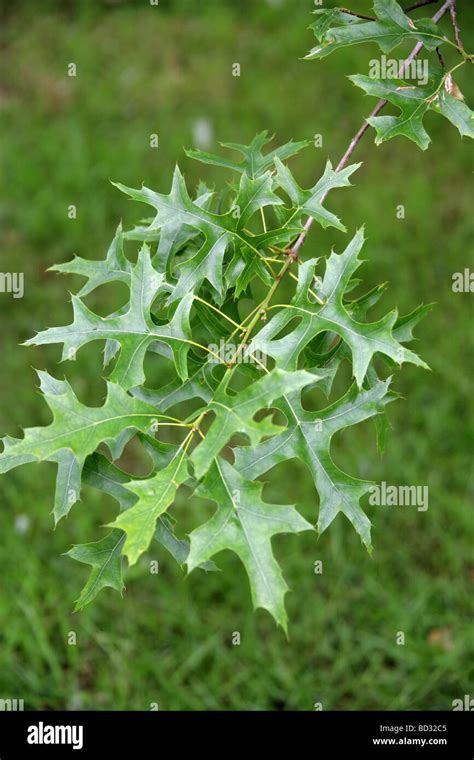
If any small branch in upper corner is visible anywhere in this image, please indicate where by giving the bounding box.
[449,1,470,59]
[339,7,375,21]
[404,0,440,13]
[327,2,442,23]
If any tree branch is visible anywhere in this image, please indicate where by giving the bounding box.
[339,7,375,21]
[335,2,441,22]
[449,1,466,55]
[289,0,455,259]
[404,0,439,12]
[436,45,446,68]
[230,0,457,355]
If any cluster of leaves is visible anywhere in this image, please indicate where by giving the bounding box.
[306,0,474,150]
[0,131,431,631]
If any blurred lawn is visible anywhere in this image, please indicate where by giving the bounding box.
[0,0,473,710]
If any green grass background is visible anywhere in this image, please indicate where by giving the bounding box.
[0,0,473,710]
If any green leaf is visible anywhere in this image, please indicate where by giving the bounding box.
[186,130,311,178]
[246,228,428,385]
[306,0,443,59]
[393,303,434,342]
[190,368,315,479]
[274,157,361,231]
[49,448,82,525]
[0,131,435,622]
[124,185,214,280]
[108,452,189,565]
[132,355,217,412]
[65,453,130,610]
[0,371,161,475]
[82,452,137,509]
[114,166,296,303]
[309,9,360,42]
[154,514,218,572]
[67,531,126,611]
[68,450,215,609]
[235,378,397,551]
[187,457,313,632]
[231,246,273,296]
[32,373,83,524]
[431,84,474,140]
[49,223,131,297]
[350,70,474,150]
[26,245,194,390]
[303,282,390,396]
[170,233,229,303]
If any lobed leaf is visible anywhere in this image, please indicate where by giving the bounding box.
[187,457,313,632]
[306,0,443,60]
[246,228,428,386]
[186,130,311,178]
[190,368,316,479]
[1,132,434,622]
[108,452,189,565]
[26,245,194,390]
[350,69,474,150]
[235,378,398,551]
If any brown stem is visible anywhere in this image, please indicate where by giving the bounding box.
[227,256,294,367]
[449,1,466,55]
[336,1,440,20]
[405,0,439,11]
[227,0,456,365]
[290,0,455,259]
[339,7,375,21]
